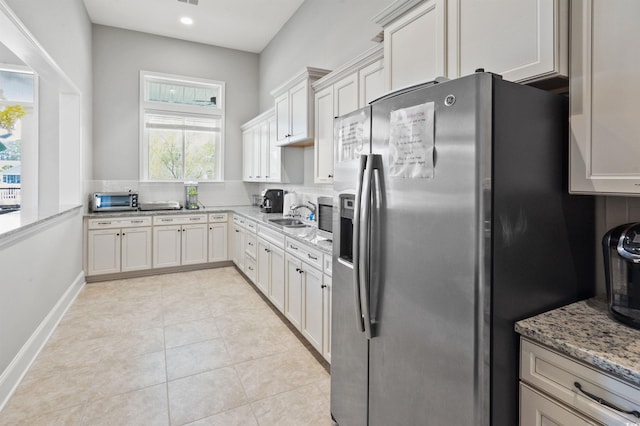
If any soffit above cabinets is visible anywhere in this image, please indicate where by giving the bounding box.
[82,0,305,53]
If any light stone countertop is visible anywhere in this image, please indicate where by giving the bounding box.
[515,298,640,387]
[84,205,333,254]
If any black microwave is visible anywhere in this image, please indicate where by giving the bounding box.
[91,192,139,212]
[317,196,333,240]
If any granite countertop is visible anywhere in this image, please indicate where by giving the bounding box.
[515,298,640,387]
[85,205,333,254]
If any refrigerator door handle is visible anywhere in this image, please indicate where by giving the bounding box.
[352,154,367,332]
[360,154,381,340]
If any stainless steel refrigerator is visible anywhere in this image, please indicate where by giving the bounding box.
[330,72,594,426]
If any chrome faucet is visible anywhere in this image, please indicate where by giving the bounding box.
[289,201,316,219]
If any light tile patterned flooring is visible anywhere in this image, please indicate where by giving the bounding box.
[0,267,332,425]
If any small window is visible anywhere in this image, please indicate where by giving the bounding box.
[140,71,225,182]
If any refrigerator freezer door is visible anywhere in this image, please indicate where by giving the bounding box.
[331,107,371,426]
[367,74,492,425]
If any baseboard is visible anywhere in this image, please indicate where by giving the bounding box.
[0,271,86,411]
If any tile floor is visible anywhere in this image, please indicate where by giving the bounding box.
[0,267,332,425]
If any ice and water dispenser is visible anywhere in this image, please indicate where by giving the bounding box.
[338,194,355,264]
[603,223,640,329]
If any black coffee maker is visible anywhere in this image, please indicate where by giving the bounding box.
[603,223,640,329]
[261,189,283,213]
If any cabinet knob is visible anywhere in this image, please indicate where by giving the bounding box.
[321,284,327,289]
[122,233,125,236]
[328,174,333,178]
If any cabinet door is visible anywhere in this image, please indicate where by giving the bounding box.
[182,224,208,265]
[384,0,446,90]
[322,274,332,362]
[257,238,270,297]
[302,264,324,352]
[153,225,181,268]
[252,126,263,180]
[121,226,152,272]
[269,245,286,314]
[232,225,242,267]
[245,255,257,283]
[285,255,303,329]
[242,128,254,181]
[267,115,282,182]
[275,91,290,143]
[334,72,359,117]
[359,59,384,108]
[289,80,309,142]
[314,85,335,184]
[455,0,567,82]
[570,0,640,194]
[259,121,269,181]
[87,229,121,275]
[237,227,246,271]
[208,222,228,262]
[520,383,597,426]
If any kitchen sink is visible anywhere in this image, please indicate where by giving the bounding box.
[268,218,308,227]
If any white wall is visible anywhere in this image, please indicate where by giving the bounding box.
[259,0,391,111]
[258,0,391,190]
[91,25,260,206]
[0,0,91,409]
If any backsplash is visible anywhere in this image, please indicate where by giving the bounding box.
[86,180,257,208]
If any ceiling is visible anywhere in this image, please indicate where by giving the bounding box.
[82,0,306,53]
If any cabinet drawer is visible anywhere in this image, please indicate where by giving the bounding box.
[153,214,207,225]
[286,237,322,270]
[245,233,257,259]
[245,219,257,234]
[520,382,597,426]
[208,212,228,222]
[245,255,257,283]
[88,216,151,229]
[323,252,332,276]
[521,338,640,425]
[232,214,244,227]
[258,224,285,248]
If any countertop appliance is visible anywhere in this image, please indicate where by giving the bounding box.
[91,192,138,212]
[603,222,640,329]
[261,189,283,213]
[138,201,182,211]
[331,72,595,426]
[316,196,333,240]
[184,181,199,210]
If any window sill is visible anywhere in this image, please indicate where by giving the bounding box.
[0,204,83,249]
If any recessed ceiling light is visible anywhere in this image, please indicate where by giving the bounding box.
[180,16,193,25]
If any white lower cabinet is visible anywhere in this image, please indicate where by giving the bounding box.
[257,237,286,313]
[232,223,246,271]
[208,222,228,262]
[152,214,208,268]
[521,383,596,426]
[322,274,332,362]
[153,223,207,268]
[284,237,331,360]
[285,254,304,330]
[301,264,324,353]
[520,338,640,426]
[87,217,152,276]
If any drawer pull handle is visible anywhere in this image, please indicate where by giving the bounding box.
[98,222,111,225]
[308,254,318,260]
[574,382,640,418]
[290,245,298,250]
[132,220,143,224]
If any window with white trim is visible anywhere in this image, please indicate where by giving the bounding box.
[140,71,225,181]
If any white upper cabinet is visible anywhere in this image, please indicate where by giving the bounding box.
[375,0,447,91]
[270,67,330,147]
[570,0,640,195]
[312,45,385,184]
[451,0,568,83]
[374,0,568,90]
[241,109,303,183]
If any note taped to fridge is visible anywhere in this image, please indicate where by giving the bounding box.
[389,102,435,178]
[337,113,366,162]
